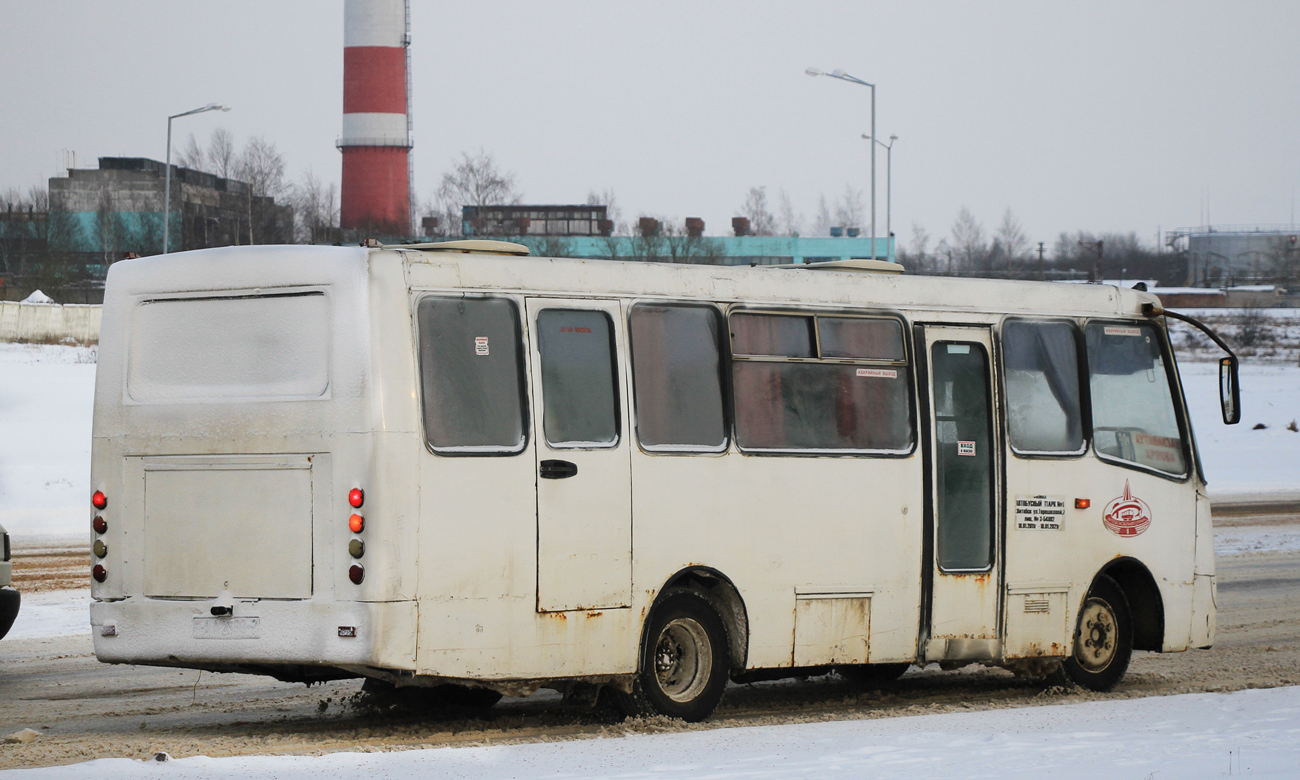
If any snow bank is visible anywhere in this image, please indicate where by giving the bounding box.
[8,686,1299,779]
[0,344,96,537]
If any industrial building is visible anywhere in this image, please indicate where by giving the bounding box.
[1167,225,1299,286]
[339,0,412,235]
[451,206,893,265]
[44,157,294,257]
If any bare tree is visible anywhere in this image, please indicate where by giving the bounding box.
[290,170,339,243]
[777,189,802,236]
[436,150,521,236]
[740,186,777,236]
[812,194,832,237]
[237,136,288,244]
[586,187,622,226]
[207,128,238,179]
[950,206,987,274]
[834,184,865,230]
[899,223,932,272]
[994,208,1028,268]
[178,133,206,172]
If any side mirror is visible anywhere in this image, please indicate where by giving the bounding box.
[1219,356,1241,425]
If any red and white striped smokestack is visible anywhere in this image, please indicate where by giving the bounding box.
[340,0,411,235]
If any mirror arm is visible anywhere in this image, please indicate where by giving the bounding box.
[1144,303,1238,362]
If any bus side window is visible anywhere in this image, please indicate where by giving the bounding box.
[417,296,528,454]
[628,304,727,451]
[536,309,620,447]
[1002,320,1085,456]
[730,312,912,454]
[1085,322,1187,476]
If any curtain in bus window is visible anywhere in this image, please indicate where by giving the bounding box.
[629,305,726,450]
[730,313,814,357]
[819,317,906,360]
[1002,321,1084,454]
[1085,322,1186,476]
[537,309,619,447]
[732,363,911,451]
[417,297,527,453]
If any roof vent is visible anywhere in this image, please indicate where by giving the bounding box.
[386,240,530,256]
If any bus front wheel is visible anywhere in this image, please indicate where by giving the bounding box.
[1063,574,1133,692]
[615,588,730,722]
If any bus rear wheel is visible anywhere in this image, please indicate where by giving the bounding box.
[1063,574,1132,692]
[615,588,730,722]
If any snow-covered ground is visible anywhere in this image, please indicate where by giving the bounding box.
[1180,361,1300,495]
[0,343,96,538]
[4,686,1299,779]
[1,589,88,641]
[0,342,1296,532]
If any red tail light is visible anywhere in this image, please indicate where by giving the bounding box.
[93,516,108,534]
[348,564,364,584]
[92,564,107,583]
[92,491,107,510]
[348,488,364,508]
[349,514,365,534]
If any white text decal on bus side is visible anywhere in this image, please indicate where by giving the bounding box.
[1104,326,1142,337]
[474,336,489,356]
[856,368,898,379]
[1015,495,1066,530]
[957,441,976,456]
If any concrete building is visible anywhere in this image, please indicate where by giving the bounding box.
[48,157,293,256]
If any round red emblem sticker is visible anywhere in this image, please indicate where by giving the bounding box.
[1103,480,1151,537]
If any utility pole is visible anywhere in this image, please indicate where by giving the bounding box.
[1079,239,1104,283]
[1037,242,1045,281]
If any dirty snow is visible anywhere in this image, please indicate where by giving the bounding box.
[2,686,1298,779]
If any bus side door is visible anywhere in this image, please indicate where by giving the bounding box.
[526,298,633,612]
[919,324,1003,661]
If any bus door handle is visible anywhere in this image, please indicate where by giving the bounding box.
[540,460,578,479]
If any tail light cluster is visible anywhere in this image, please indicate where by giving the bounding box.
[347,486,365,585]
[91,490,108,582]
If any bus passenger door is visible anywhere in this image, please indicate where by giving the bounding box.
[526,298,633,612]
[919,325,1003,661]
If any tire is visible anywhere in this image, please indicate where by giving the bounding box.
[614,588,731,722]
[0,588,19,641]
[838,662,910,687]
[1063,574,1133,692]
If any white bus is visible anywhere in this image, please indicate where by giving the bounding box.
[89,241,1240,721]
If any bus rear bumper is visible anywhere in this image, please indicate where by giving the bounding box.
[90,597,416,671]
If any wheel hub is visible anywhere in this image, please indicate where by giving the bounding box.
[653,617,712,703]
[1075,597,1118,672]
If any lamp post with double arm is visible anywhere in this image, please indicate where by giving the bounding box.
[806,67,877,258]
[163,103,230,253]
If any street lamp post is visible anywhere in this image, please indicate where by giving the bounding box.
[863,133,897,243]
[806,67,876,258]
[163,103,230,253]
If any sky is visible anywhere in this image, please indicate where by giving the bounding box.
[2,1,1298,250]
